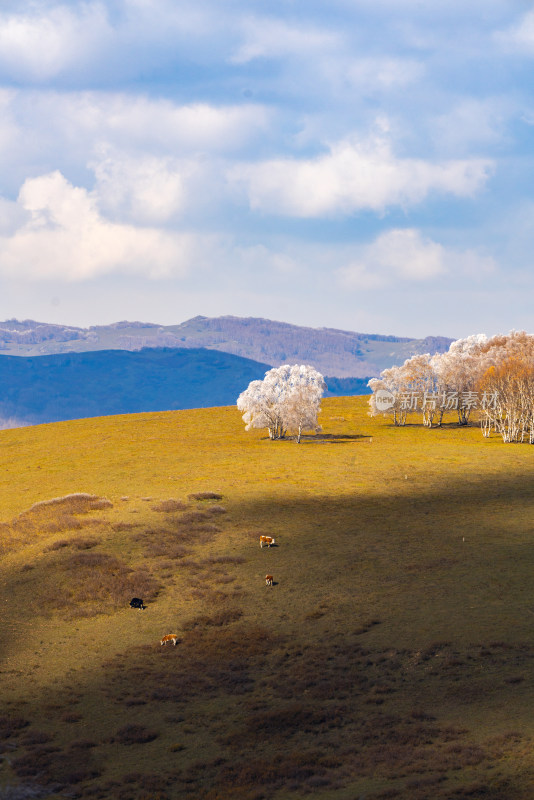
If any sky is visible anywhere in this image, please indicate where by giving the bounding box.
[0,1,534,338]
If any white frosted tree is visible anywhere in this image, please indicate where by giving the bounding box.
[237,364,325,441]
[431,334,488,425]
[369,353,436,425]
[368,366,409,426]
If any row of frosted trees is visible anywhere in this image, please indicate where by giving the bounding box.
[368,331,534,444]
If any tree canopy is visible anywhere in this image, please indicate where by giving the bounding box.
[237,364,326,442]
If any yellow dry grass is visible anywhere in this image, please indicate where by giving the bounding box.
[0,397,533,799]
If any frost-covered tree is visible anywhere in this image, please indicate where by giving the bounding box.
[237,364,325,441]
[476,331,534,443]
[431,334,488,425]
[368,366,410,426]
[368,353,436,426]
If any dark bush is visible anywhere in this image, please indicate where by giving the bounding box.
[47,536,99,552]
[40,551,160,618]
[206,505,227,515]
[11,745,62,777]
[151,499,188,513]
[61,712,82,723]
[12,742,100,785]
[112,522,139,532]
[144,542,190,559]
[30,494,112,514]
[0,716,29,740]
[188,492,223,501]
[70,739,97,749]
[46,539,70,551]
[20,730,53,745]
[71,536,100,550]
[411,709,437,721]
[115,724,159,745]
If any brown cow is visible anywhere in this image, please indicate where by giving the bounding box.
[160,634,179,646]
[265,574,274,586]
[260,535,276,548]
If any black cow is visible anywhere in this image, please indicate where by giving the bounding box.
[129,597,146,610]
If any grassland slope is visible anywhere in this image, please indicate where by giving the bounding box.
[0,398,533,799]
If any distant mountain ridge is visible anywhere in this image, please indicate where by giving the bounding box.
[0,316,453,378]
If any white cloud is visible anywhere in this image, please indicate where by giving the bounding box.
[0,3,113,82]
[338,228,496,289]
[92,98,270,153]
[344,57,424,90]
[234,244,301,276]
[91,151,188,225]
[230,17,340,64]
[0,90,273,200]
[229,133,493,217]
[18,91,270,154]
[0,0,228,84]
[0,171,193,280]
[496,10,534,53]
[431,98,512,153]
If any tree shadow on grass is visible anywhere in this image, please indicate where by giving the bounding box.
[304,433,372,443]
[260,433,372,443]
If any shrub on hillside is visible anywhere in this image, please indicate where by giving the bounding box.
[2,494,113,556]
[206,505,227,515]
[46,536,100,552]
[188,492,223,501]
[29,494,112,514]
[151,499,188,513]
[114,724,159,745]
[40,552,160,618]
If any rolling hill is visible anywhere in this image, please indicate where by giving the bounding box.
[0,399,533,799]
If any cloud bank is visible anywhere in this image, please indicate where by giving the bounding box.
[0,172,193,280]
[229,135,492,217]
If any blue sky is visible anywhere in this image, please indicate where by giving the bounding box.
[0,0,533,337]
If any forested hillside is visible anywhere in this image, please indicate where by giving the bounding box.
[0,348,271,426]
[0,348,372,426]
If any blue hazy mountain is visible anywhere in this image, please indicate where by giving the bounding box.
[0,348,372,426]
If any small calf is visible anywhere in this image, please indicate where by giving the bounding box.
[260,535,276,548]
[160,634,179,646]
[265,574,274,586]
[129,597,146,610]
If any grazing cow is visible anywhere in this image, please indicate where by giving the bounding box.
[265,574,274,586]
[129,597,146,610]
[260,535,276,548]
[160,634,179,647]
